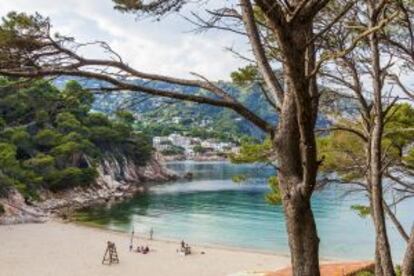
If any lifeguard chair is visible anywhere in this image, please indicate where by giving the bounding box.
[102,241,119,265]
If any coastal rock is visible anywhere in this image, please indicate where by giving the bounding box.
[0,190,47,225]
[0,154,177,224]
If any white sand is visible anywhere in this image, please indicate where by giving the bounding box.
[0,221,291,276]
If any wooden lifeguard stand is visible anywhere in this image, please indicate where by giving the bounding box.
[102,241,119,265]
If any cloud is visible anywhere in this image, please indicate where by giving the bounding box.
[0,0,250,80]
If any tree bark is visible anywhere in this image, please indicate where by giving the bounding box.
[283,194,320,276]
[368,1,395,273]
[402,226,414,276]
[275,79,320,276]
[370,126,395,276]
[375,245,384,276]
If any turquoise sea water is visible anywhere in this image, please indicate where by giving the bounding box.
[76,161,413,261]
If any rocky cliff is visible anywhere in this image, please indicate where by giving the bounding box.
[0,154,177,225]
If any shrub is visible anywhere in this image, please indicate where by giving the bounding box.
[56,112,82,134]
[10,128,31,148]
[89,126,122,144]
[51,141,82,157]
[161,145,185,156]
[35,129,61,147]
[46,167,98,191]
[115,110,135,125]
[23,153,55,174]
[85,112,110,126]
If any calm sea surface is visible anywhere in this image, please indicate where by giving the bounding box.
[75,161,413,261]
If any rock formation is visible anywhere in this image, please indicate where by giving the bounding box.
[0,154,176,225]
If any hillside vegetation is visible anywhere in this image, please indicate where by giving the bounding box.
[0,79,152,199]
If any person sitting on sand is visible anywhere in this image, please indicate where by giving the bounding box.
[185,244,191,255]
[136,246,141,253]
[143,246,149,254]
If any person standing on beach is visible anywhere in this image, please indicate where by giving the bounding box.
[129,228,135,251]
[149,227,154,240]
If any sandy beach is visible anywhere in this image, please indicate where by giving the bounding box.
[0,221,291,276]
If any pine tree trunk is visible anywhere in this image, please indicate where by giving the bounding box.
[402,227,414,276]
[375,245,384,276]
[370,95,395,276]
[370,160,395,275]
[283,194,320,276]
[368,1,396,273]
[275,86,320,276]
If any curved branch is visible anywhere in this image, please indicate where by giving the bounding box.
[0,68,274,134]
[309,11,399,78]
[316,126,367,142]
[383,200,409,242]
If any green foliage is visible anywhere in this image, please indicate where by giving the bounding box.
[46,167,98,192]
[230,138,272,163]
[0,143,18,168]
[61,81,94,117]
[231,65,259,87]
[228,138,281,205]
[112,0,184,15]
[0,142,33,196]
[56,112,83,134]
[318,104,414,184]
[161,145,185,156]
[24,153,55,174]
[351,205,371,218]
[317,128,365,181]
[193,145,207,154]
[265,176,282,205]
[35,129,61,147]
[115,110,135,126]
[395,265,402,276]
[385,103,414,147]
[404,148,414,169]
[0,79,153,198]
[0,12,47,51]
[85,112,111,126]
[231,175,247,183]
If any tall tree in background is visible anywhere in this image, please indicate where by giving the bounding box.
[382,2,414,275]
[0,1,396,275]
[318,1,414,275]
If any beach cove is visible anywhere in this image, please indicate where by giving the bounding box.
[75,161,413,262]
[0,221,291,276]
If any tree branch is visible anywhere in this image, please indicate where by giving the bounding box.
[0,68,274,134]
[240,0,285,105]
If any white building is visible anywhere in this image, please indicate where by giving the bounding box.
[153,133,239,157]
[168,133,192,147]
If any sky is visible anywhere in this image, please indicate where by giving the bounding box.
[0,0,249,80]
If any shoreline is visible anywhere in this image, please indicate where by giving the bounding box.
[0,155,178,225]
[0,220,293,276]
[71,220,350,263]
[71,219,291,258]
